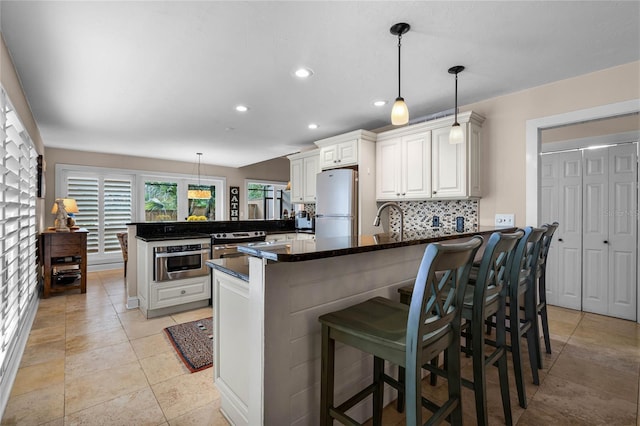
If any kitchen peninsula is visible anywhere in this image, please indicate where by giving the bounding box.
[208,226,515,426]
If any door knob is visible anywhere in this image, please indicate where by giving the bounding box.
[604,240,608,244]
[558,238,563,242]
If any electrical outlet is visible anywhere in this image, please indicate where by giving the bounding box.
[495,214,515,227]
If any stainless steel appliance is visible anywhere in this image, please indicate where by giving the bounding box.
[211,231,267,258]
[154,241,211,282]
[315,169,357,238]
[295,210,314,231]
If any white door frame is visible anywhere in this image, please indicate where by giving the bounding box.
[525,98,640,322]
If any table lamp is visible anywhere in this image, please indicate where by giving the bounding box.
[51,198,79,231]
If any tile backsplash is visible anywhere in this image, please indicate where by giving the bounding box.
[385,200,479,234]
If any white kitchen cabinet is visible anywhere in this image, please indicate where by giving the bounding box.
[318,139,358,169]
[288,149,319,203]
[376,111,484,201]
[376,132,431,200]
[136,239,211,318]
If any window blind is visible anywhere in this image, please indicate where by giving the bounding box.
[64,173,133,258]
[0,87,38,384]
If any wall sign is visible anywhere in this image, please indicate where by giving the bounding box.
[229,186,240,221]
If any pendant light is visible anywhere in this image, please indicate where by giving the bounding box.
[390,22,410,126]
[188,153,212,199]
[448,65,465,144]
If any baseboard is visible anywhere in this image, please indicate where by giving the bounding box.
[0,295,39,419]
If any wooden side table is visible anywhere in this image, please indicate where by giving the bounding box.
[40,228,88,298]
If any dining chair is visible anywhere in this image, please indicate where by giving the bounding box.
[318,237,482,425]
[116,232,128,278]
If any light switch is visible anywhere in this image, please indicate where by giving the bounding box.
[495,214,515,227]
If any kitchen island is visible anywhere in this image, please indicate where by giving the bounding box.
[207,227,515,426]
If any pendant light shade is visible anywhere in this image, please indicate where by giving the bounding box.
[390,23,410,126]
[448,65,465,144]
[188,153,212,200]
[391,97,409,125]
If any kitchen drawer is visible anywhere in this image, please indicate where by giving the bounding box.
[150,276,210,309]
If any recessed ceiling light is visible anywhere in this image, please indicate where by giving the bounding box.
[235,105,249,112]
[308,123,319,129]
[294,68,314,78]
[373,100,387,107]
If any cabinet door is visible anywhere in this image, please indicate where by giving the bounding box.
[401,131,431,199]
[302,154,319,202]
[376,138,401,200]
[337,140,358,166]
[290,158,304,202]
[431,126,466,198]
[319,145,338,169]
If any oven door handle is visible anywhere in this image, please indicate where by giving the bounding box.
[154,249,210,258]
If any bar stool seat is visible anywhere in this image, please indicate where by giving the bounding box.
[319,237,482,425]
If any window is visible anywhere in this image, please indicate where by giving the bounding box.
[246,180,290,220]
[61,170,134,258]
[188,184,216,220]
[1,87,38,385]
[145,181,177,221]
[141,175,222,222]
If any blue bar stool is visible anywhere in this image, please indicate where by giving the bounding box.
[318,237,482,425]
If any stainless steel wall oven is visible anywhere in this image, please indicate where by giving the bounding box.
[154,242,211,282]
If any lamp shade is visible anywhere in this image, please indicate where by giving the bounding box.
[449,123,464,144]
[51,198,79,214]
[391,97,409,125]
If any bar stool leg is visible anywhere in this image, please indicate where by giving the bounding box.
[510,306,527,409]
[496,304,513,425]
[373,357,384,426]
[320,324,335,426]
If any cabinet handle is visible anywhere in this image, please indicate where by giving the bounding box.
[181,290,186,295]
[401,192,406,196]
[396,193,400,196]
[604,240,608,244]
[433,191,437,194]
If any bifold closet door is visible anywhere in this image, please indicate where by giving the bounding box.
[541,151,583,310]
[583,144,637,320]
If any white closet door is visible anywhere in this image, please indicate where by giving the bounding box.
[583,148,609,315]
[541,151,582,310]
[607,144,637,320]
[583,144,637,320]
[541,154,560,305]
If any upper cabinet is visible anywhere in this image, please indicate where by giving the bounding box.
[376,111,484,201]
[314,130,376,170]
[376,131,431,200]
[288,149,320,204]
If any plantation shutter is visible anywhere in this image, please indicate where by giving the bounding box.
[67,176,100,253]
[0,87,38,383]
[63,173,133,258]
[104,178,132,253]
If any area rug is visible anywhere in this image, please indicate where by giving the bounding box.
[164,317,213,373]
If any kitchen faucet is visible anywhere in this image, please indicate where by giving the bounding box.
[373,202,404,241]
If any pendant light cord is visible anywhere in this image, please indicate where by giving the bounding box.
[454,72,458,124]
[397,34,402,98]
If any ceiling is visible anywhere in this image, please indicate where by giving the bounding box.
[1,1,639,168]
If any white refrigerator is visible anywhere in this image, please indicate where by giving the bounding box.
[315,169,357,238]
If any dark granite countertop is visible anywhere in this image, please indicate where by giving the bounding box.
[206,257,250,281]
[237,226,517,262]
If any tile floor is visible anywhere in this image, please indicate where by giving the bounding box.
[1,270,229,426]
[2,269,640,425]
